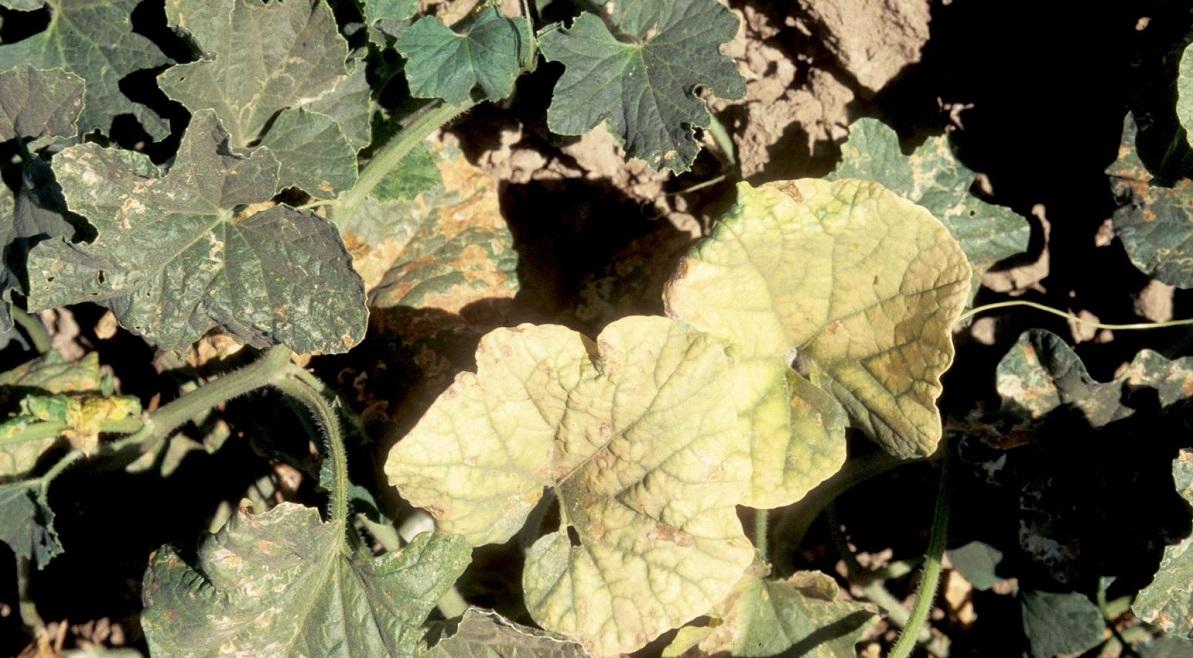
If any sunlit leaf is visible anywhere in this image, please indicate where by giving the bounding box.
[397,8,532,105]
[1134,451,1193,639]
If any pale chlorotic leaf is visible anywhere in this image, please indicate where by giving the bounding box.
[665,180,972,466]
[397,8,532,105]
[1108,114,1193,287]
[141,502,472,657]
[539,0,745,173]
[0,0,44,9]
[663,568,876,658]
[386,316,754,656]
[0,477,60,565]
[1133,451,1193,639]
[0,0,171,138]
[0,65,85,150]
[27,110,368,354]
[1020,590,1105,658]
[830,118,1030,299]
[257,108,357,199]
[996,329,1193,427]
[160,0,361,196]
[427,608,587,658]
[1180,44,1193,149]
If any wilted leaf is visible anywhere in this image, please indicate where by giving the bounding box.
[0,0,171,138]
[1179,44,1193,149]
[386,316,754,655]
[141,502,471,657]
[1020,590,1104,658]
[10,392,139,454]
[666,179,971,468]
[428,608,587,658]
[0,351,104,393]
[830,118,1031,299]
[540,0,745,173]
[663,568,875,658]
[1133,451,1193,639]
[27,110,367,354]
[160,0,362,197]
[1108,114,1193,287]
[397,8,532,105]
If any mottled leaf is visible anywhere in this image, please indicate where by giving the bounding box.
[663,568,875,658]
[397,8,532,105]
[142,502,472,657]
[1020,590,1104,658]
[830,118,1031,299]
[428,608,586,658]
[0,65,85,150]
[160,0,362,196]
[1179,44,1193,149]
[8,392,139,455]
[386,316,754,655]
[1108,114,1193,287]
[304,61,372,151]
[540,0,745,173]
[27,110,367,354]
[947,540,1004,591]
[0,0,171,138]
[666,179,972,471]
[1133,451,1193,639]
[0,0,44,10]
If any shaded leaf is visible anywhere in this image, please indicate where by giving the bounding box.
[0,0,171,138]
[397,8,532,105]
[663,568,875,657]
[27,110,367,354]
[142,502,472,657]
[1020,590,1104,658]
[0,476,60,565]
[665,179,972,469]
[1133,451,1193,639]
[539,0,745,173]
[428,608,587,658]
[947,540,1004,591]
[386,316,754,655]
[830,118,1031,299]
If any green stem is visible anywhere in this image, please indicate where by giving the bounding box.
[16,556,43,631]
[958,300,1193,330]
[753,509,768,563]
[889,459,950,658]
[273,376,350,531]
[0,417,144,449]
[336,101,473,222]
[12,308,52,354]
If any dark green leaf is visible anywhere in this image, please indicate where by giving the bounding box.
[539,0,745,173]
[27,110,367,354]
[428,608,587,658]
[397,8,532,105]
[0,0,171,138]
[1020,590,1104,658]
[1133,451,1193,639]
[141,503,472,657]
[0,65,85,150]
[374,143,441,201]
[257,108,358,199]
[0,477,60,565]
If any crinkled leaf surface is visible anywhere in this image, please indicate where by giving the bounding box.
[27,110,367,354]
[663,568,875,658]
[397,8,532,105]
[427,608,587,658]
[1108,115,1193,287]
[1133,451,1193,639]
[1180,44,1193,149]
[830,118,1030,299]
[0,65,85,150]
[142,502,471,657]
[0,0,170,138]
[339,139,517,311]
[386,316,754,655]
[539,0,745,173]
[1020,590,1104,658]
[666,179,971,466]
[160,0,362,197]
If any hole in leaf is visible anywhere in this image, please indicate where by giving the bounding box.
[566,525,581,546]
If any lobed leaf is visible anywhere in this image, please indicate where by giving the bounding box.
[1020,590,1104,658]
[27,110,367,354]
[427,608,587,658]
[386,315,754,655]
[142,502,472,657]
[666,179,971,473]
[539,0,745,173]
[1133,451,1193,639]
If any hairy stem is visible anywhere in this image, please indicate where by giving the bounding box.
[959,300,1193,330]
[889,459,950,658]
[12,308,52,354]
[273,376,350,532]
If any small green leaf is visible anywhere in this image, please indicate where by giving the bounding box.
[830,118,1031,300]
[1020,590,1104,658]
[428,608,587,658]
[663,568,875,657]
[397,8,532,105]
[0,477,60,565]
[0,0,171,138]
[386,316,754,655]
[1133,451,1193,639]
[1179,43,1193,149]
[27,110,367,354]
[539,0,745,173]
[366,0,417,24]
[142,502,472,657]
[947,541,1004,591]
[666,179,972,467]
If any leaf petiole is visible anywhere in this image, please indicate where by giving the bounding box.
[959,299,1193,330]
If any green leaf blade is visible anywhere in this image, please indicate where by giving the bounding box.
[397,8,532,105]
[1133,451,1193,639]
